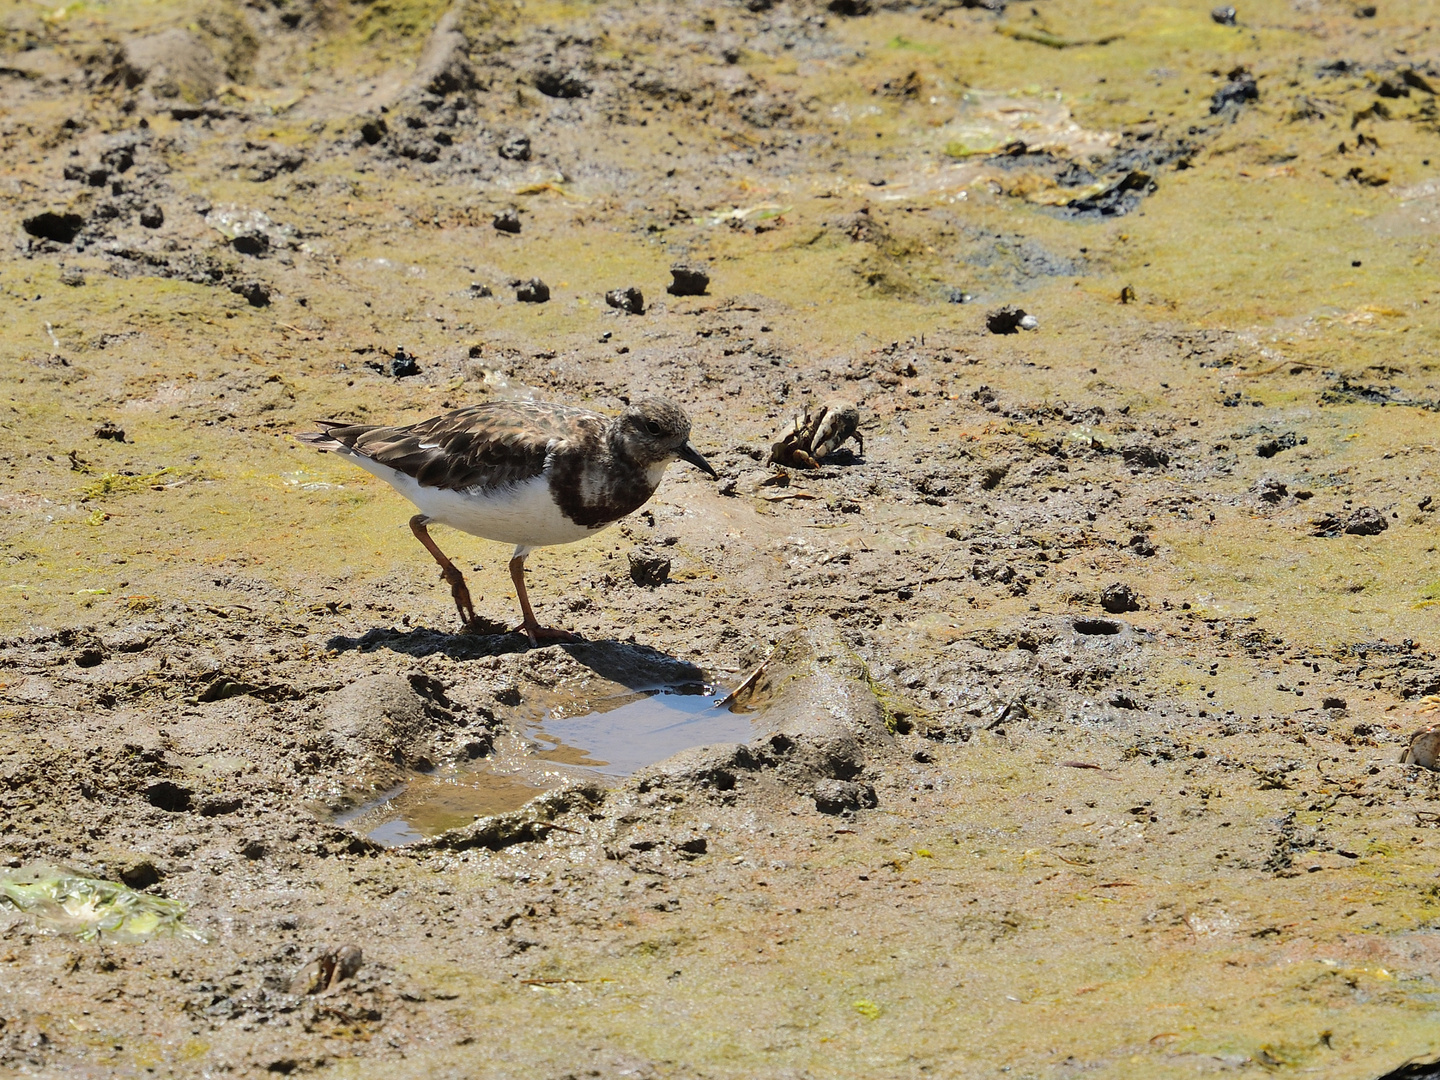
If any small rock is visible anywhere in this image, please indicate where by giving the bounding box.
[1254,476,1288,503]
[59,266,86,287]
[119,859,162,889]
[1127,533,1156,557]
[1322,696,1347,711]
[390,346,421,378]
[1121,442,1170,469]
[1354,3,1376,14]
[515,278,550,303]
[139,204,164,229]
[499,134,531,161]
[985,306,1029,334]
[1100,583,1141,613]
[947,287,972,304]
[94,421,125,442]
[1343,506,1388,535]
[1256,431,1305,458]
[230,281,272,308]
[467,282,493,298]
[667,263,710,297]
[605,286,644,314]
[493,208,521,234]
[628,549,671,587]
[812,779,879,815]
[1211,4,1237,23]
[827,0,871,13]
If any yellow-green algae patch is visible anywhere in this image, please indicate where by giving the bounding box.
[0,865,205,942]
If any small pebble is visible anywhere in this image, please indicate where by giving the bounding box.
[667,263,709,297]
[605,286,644,314]
[515,278,550,303]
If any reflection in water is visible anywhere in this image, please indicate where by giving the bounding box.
[529,686,750,776]
[334,685,754,847]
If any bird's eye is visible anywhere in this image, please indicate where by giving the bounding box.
[645,420,663,436]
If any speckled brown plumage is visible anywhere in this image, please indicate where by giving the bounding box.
[298,397,717,642]
[303,399,701,529]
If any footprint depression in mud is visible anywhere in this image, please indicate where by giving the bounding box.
[333,684,752,846]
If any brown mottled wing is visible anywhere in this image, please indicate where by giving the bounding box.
[305,402,604,492]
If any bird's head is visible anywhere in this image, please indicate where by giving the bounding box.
[613,397,717,480]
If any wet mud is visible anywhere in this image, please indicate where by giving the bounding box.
[4,0,1440,1074]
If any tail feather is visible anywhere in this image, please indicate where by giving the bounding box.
[295,421,375,454]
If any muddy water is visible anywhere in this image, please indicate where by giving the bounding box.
[336,684,748,845]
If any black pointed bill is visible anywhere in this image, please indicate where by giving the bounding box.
[678,441,718,478]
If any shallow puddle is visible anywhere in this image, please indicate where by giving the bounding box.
[334,771,553,847]
[337,685,755,846]
[527,686,749,776]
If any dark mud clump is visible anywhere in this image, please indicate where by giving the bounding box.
[606,286,645,314]
[1212,67,1260,113]
[389,347,421,378]
[22,211,86,244]
[515,278,550,303]
[985,306,1033,334]
[1065,170,1157,218]
[498,134,531,161]
[1256,432,1306,457]
[1100,583,1142,613]
[668,263,710,296]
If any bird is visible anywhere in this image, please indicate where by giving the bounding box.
[298,396,717,643]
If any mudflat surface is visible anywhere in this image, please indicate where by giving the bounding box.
[3,0,1440,1074]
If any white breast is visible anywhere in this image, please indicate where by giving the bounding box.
[342,453,606,548]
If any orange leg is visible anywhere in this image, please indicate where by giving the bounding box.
[508,551,578,644]
[409,515,477,627]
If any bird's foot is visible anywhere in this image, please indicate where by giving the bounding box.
[515,622,581,645]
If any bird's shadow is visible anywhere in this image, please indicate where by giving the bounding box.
[326,626,706,690]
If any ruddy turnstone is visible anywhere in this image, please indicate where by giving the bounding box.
[298,397,716,643]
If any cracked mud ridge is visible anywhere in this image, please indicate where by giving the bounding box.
[4,0,1440,1073]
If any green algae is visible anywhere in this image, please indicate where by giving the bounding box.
[0,865,205,943]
